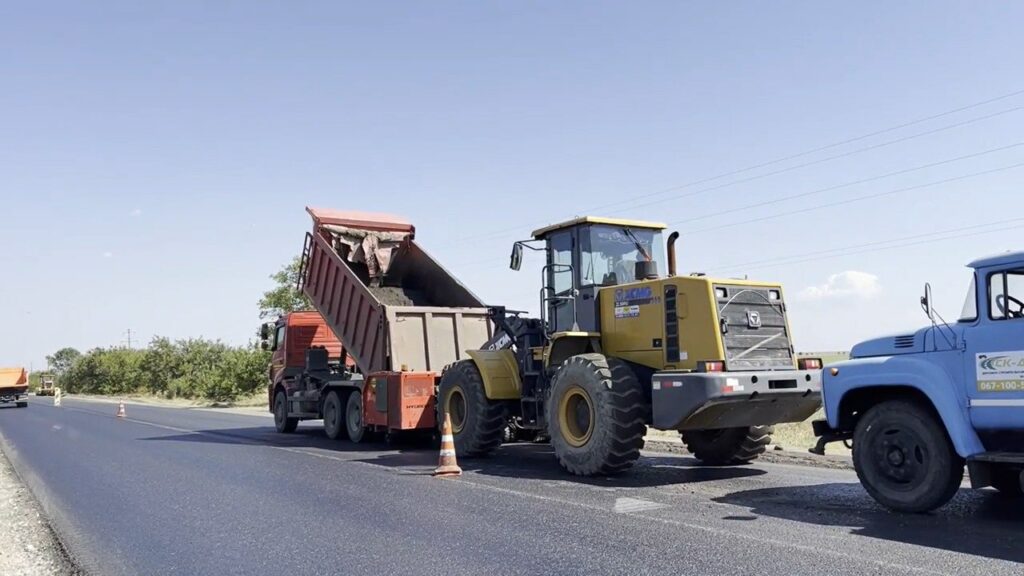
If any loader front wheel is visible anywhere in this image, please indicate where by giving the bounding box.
[681,426,773,466]
[549,355,648,476]
[439,360,506,457]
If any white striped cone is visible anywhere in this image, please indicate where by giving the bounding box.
[433,412,462,477]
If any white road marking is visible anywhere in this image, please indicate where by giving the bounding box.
[613,497,667,513]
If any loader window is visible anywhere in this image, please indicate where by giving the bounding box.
[581,225,665,286]
[989,269,1024,320]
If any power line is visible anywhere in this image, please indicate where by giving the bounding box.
[443,88,1024,245]
[669,142,1022,226]
[585,105,1023,216]
[679,160,1024,236]
[708,218,1024,275]
[712,216,1024,272]
[453,160,1024,274]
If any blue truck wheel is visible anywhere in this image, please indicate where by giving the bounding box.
[852,399,964,513]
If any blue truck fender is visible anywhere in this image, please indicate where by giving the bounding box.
[824,355,985,458]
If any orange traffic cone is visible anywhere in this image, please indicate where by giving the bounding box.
[433,413,462,477]
[116,400,126,418]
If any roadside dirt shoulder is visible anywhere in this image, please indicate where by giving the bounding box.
[0,447,79,576]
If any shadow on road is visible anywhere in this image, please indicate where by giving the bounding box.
[460,442,767,488]
[142,424,761,488]
[716,483,1024,564]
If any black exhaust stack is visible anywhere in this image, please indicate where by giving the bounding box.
[667,231,680,277]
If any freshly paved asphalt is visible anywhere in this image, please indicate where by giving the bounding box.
[0,396,1021,576]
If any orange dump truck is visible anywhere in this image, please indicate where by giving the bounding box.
[261,208,493,441]
[0,367,29,408]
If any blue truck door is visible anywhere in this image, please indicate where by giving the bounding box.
[965,267,1024,429]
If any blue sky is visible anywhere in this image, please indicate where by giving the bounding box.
[3,2,1023,369]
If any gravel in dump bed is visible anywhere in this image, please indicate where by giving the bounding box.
[368,285,434,306]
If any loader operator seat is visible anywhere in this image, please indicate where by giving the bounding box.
[613,259,636,285]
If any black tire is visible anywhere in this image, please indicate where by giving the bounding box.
[322,390,344,440]
[548,354,648,476]
[345,390,366,443]
[852,399,964,513]
[681,426,773,466]
[438,360,506,457]
[273,390,298,434]
[16,401,27,408]
[990,468,1024,498]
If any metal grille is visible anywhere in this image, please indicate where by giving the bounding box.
[715,284,794,370]
[893,335,916,348]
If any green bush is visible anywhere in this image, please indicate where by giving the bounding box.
[59,337,270,402]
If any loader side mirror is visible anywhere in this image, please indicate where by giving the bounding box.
[921,283,934,321]
[510,242,523,271]
[259,323,271,340]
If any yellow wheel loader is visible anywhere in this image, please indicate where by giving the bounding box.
[439,217,823,476]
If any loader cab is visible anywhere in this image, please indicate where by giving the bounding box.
[512,217,668,334]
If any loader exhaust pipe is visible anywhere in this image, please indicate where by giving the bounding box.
[667,231,679,277]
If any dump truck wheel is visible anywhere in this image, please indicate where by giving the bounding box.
[439,360,505,457]
[681,426,773,466]
[549,354,648,476]
[852,399,964,513]
[322,390,344,440]
[990,468,1024,498]
[273,390,298,434]
[345,390,366,443]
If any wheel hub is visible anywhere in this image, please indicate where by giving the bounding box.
[558,386,595,448]
[876,429,925,485]
[446,386,466,434]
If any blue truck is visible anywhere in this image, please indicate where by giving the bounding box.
[813,251,1024,513]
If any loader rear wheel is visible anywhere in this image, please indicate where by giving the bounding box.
[274,390,298,434]
[345,390,366,443]
[549,354,648,476]
[852,400,964,513]
[439,360,505,457]
[681,426,773,466]
[322,390,344,440]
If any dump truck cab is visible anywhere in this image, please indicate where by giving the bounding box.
[815,251,1024,512]
[441,216,822,476]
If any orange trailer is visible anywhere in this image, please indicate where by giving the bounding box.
[0,367,29,408]
[261,208,492,442]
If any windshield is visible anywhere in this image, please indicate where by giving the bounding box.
[959,274,977,321]
[581,225,666,286]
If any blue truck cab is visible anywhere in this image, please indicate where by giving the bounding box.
[814,251,1024,513]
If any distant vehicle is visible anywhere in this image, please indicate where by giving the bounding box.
[0,367,29,408]
[37,375,55,396]
[814,251,1024,512]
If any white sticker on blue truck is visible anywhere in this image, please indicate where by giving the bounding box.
[976,351,1024,392]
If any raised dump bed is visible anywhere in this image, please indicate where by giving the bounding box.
[298,207,492,376]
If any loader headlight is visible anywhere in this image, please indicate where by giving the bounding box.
[715,287,728,299]
[769,289,780,300]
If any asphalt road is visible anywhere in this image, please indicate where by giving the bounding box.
[0,396,1021,576]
